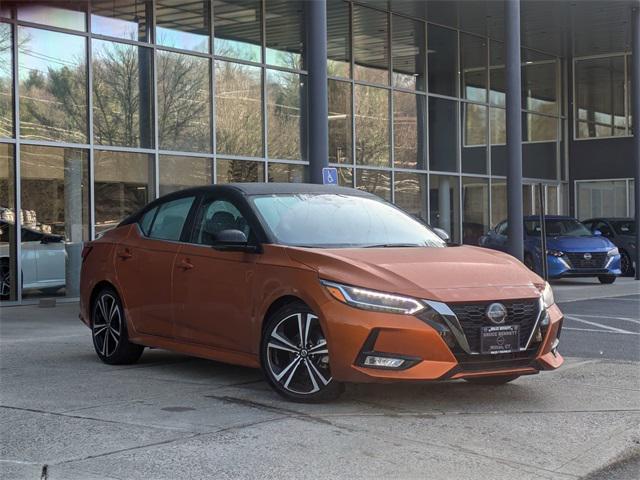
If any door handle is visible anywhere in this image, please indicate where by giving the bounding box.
[117,249,133,260]
[177,259,194,270]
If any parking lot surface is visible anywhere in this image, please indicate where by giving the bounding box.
[1,280,639,479]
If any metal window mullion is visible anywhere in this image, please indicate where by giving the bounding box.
[388,10,394,201]
[261,0,268,181]
[12,21,21,303]
[210,0,216,184]
[87,5,95,240]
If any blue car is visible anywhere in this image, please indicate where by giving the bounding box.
[479,216,622,284]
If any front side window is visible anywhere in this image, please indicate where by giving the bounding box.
[192,199,252,246]
[139,206,158,236]
[148,196,195,241]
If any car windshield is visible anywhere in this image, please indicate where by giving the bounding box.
[251,193,446,248]
[611,220,636,235]
[525,219,593,237]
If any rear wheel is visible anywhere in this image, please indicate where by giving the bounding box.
[91,287,144,365]
[464,375,520,385]
[598,275,616,284]
[261,302,344,402]
[0,263,10,299]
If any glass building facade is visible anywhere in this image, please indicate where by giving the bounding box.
[0,0,619,304]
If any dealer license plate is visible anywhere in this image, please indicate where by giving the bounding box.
[480,325,520,354]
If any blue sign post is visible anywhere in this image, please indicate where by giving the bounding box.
[322,167,338,185]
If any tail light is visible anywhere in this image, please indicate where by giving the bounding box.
[81,245,93,262]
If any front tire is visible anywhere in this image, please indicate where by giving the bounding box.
[598,275,616,284]
[620,250,635,277]
[261,302,344,402]
[464,375,520,385]
[91,287,144,365]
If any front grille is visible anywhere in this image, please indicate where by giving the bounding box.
[448,299,539,353]
[455,350,538,372]
[564,252,607,269]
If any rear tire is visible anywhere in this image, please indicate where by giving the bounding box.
[91,287,144,365]
[464,375,520,385]
[598,275,616,284]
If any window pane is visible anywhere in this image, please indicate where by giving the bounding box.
[214,0,261,62]
[94,151,153,234]
[429,174,460,242]
[17,2,86,31]
[461,34,487,102]
[267,70,304,160]
[159,155,212,196]
[575,56,625,139]
[268,162,307,183]
[489,40,505,106]
[461,103,487,174]
[546,185,559,215]
[328,79,351,164]
[327,0,350,78]
[355,85,389,167]
[392,15,425,91]
[353,5,388,85]
[20,145,88,299]
[92,39,153,148]
[525,113,557,142]
[0,6,11,18]
[337,167,353,187]
[394,91,426,169]
[157,51,210,152]
[429,97,457,172]
[0,23,13,138]
[155,0,210,53]
[18,27,87,143]
[523,142,556,180]
[462,176,489,245]
[490,179,506,228]
[576,180,628,219]
[265,0,305,69]
[0,144,16,301]
[215,60,262,157]
[428,25,457,97]
[216,159,264,183]
[395,172,427,221]
[356,169,391,201]
[490,107,506,175]
[91,0,150,42]
[522,51,557,114]
[148,196,194,241]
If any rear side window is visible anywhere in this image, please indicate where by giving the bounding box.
[139,207,158,236]
[148,196,195,241]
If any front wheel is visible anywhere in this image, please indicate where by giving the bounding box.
[464,375,520,385]
[620,250,635,277]
[261,302,344,402]
[598,275,616,284]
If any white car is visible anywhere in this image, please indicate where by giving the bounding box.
[0,221,66,298]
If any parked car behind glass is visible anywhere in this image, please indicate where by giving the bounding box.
[582,218,636,277]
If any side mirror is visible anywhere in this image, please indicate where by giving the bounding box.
[592,229,602,237]
[433,227,450,243]
[212,229,259,253]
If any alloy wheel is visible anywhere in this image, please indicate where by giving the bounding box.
[92,293,122,358]
[0,268,10,298]
[266,312,332,395]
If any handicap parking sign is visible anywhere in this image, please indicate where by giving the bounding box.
[322,167,338,185]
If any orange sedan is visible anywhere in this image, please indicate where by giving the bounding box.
[80,184,563,402]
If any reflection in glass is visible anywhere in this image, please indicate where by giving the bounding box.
[0,144,16,301]
[394,92,426,169]
[0,23,13,138]
[522,54,556,114]
[17,2,86,31]
[268,162,307,183]
[576,180,628,219]
[20,145,88,298]
[428,97,457,172]
[214,0,261,62]
[525,113,557,142]
[460,34,487,102]
[353,5,388,85]
[429,174,460,242]
[392,15,425,90]
[523,142,556,180]
[18,27,87,143]
[428,25,457,97]
[92,39,153,148]
[215,60,262,157]
[159,155,212,196]
[356,169,391,201]
[489,40,505,106]
[490,179,506,227]
[462,176,489,245]
[265,0,305,69]
[91,0,150,42]
[395,172,427,221]
[267,70,304,160]
[0,6,11,18]
[328,79,351,164]
[546,185,559,215]
[94,151,153,234]
[217,159,264,183]
[155,0,210,53]
[337,168,353,187]
[355,85,389,167]
[327,0,350,78]
[157,51,210,152]
[461,103,487,174]
[490,107,506,176]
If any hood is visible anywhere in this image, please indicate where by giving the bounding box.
[545,235,615,252]
[287,245,544,303]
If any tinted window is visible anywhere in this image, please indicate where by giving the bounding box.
[192,199,251,245]
[148,196,195,241]
[611,220,636,235]
[496,222,508,236]
[139,206,158,236]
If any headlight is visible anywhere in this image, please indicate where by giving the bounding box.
[547,249,564,257]
[541,281,554,308]
[607,247,619,257]
[321,280,425,315]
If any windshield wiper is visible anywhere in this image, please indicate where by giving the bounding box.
[362,243,422,248]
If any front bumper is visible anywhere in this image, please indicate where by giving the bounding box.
[319,295,564,383]
[547,253,621,279]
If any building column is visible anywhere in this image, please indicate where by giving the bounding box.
[505,0,524,261]
[632,4,640,280]
[306,0,329,184]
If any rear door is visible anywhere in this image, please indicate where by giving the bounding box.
[114,195,197,338]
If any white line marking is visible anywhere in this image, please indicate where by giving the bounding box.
[603,297,640,302]
[566,313,640,325]
[563,327,639,335]
[564,315,637,334]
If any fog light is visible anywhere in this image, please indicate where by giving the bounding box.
[363,356,405,368]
